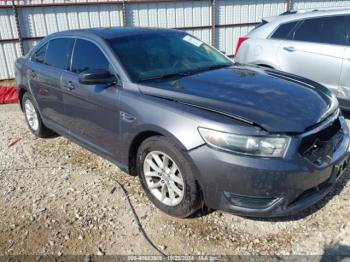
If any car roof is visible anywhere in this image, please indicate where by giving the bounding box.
[48,27,181,40]
[28,27,184,60]
[265,8,350,24]
[249,8,350,38]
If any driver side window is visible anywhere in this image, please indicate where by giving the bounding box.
[71,39,110,74]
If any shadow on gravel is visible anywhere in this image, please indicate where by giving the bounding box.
[189,204,215,218]
[243,171,350,222]
[320,244,350,262]
[46,133,61,139]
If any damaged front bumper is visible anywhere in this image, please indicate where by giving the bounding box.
[189,115,350,217]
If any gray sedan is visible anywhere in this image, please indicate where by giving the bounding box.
[15,28,349,218]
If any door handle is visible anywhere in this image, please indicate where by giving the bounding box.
[65,81,75,91]
[283,46,296,52]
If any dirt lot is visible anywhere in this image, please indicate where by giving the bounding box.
[0,104,350,258]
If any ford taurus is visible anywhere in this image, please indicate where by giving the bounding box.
[15,28,349,218]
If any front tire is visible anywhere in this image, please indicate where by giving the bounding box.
[137,136,202,218]
[22,92,55,138]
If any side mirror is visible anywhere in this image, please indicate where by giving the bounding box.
[79,69,118,85]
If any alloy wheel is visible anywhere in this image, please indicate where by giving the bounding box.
[143,151,185,206]
[24,99,39,131]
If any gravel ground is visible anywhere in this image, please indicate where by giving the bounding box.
[0,104,350,258]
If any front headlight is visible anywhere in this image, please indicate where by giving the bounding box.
[198,127,291,158]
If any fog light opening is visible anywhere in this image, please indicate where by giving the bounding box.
[224,192,279,210]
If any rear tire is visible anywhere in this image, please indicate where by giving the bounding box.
[22,92,55,138]
[137,136,202,218]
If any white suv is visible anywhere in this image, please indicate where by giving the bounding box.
[234,8,350,110]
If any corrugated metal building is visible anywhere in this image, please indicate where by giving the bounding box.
[1,0,350,80]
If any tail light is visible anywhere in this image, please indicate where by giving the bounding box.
[235,37,249,55]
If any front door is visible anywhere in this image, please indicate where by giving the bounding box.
[277,15,347,95]
[338,19,350,108]
[61,39,121,158]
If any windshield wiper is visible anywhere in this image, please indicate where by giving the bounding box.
[138,63,232,82]
[138,72,190,82]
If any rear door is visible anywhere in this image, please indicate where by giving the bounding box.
[277,15,347,94]
[28,38,74,131]
[338,17,350,108]
[60,38,121,158]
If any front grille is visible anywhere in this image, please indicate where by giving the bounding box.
[299,117,343,165]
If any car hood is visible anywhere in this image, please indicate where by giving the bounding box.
[138,65,337,133]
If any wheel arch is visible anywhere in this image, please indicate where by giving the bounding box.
[128,130,163,176]
[127,125,204,177]
[127,126,194,175]
[18,86,28,111]
[127,128,205,213]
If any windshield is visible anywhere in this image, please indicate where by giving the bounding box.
[107,31,233,82]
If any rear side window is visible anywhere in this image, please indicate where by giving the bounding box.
[31,43,48,64]
[71,39,110,74]
[270,21,298,39]
[293,15,348,45]
[252,20,268,31]
[46,38,75,70]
